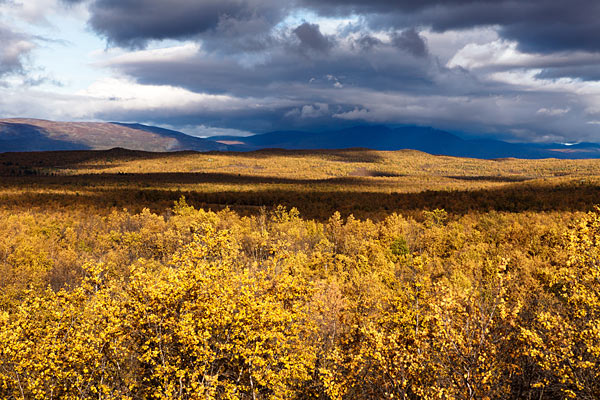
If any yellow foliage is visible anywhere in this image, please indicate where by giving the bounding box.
[0,155,597,400]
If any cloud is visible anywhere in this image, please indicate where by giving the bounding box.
[77,0,286,48]
[293,22,333,53]
[352,34,383,51]
[91,32,600,142]
[537,107,570,116]
[57,0,600,57]
[447,39,600,84]
[1,0,92,26]
[4,0,600,143]
[5,37,600,143]
[328,86,596,143]
[72,1,600,63]
[101,32,440,109]
[300,0,600,54]
[0,76,298,128]
[301,103,329,118]
[391,28,428,57]
[0,24,35,77]
[535,65,600,82]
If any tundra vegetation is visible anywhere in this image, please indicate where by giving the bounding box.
[0,148,599,399]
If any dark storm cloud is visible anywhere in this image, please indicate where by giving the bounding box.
[353,35,382,51]
[536,66,600,82]
[300,0,600,54]
[74,0,600,54]
[105,29,531,133]
[0,24,34,77]
[102,28,600,142]
[46,0,600,142]
[391,28,428,57]
[293,23,333,53]
[80,0,286,48]
[106,35,437,99]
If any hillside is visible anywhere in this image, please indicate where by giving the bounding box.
[0,118,228,152]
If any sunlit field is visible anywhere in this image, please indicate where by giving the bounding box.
[2,148,600,218]
[1,148,599,399]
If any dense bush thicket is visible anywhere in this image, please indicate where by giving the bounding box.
[0,198,598,399]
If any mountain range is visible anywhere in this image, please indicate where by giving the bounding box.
[2,118,600,159]
[213,125,600,159]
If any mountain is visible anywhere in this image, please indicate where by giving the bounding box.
[0,119,228,152]
[212,125,600,159]
[3,120,600,159]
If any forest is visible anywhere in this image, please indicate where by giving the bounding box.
[0,148,599,399]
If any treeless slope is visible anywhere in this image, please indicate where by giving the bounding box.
[0,119,227,152]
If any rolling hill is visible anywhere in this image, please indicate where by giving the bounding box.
[0,119,228,152]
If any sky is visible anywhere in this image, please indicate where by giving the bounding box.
[1,0,600,142]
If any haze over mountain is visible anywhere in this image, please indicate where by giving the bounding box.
[2,119,600,159]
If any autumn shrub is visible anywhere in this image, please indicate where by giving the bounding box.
[0,198,598,399]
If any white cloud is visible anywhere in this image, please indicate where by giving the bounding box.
[326,74,343,88]
[301,102,329,118]
[99,42,201,66]
[0,0,87,25]
[448,38,600,72]
[78,77,242,111]
[0,75,300,127]
[0,35,35,68]
[424,27,499,64]
[537,107,570,116]
[448,40,522,70]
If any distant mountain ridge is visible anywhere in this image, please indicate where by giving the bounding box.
[0,119,228,152]
[212,125,600,159]
[2,119,600,159]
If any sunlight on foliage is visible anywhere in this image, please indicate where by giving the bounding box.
[1,148,600,398]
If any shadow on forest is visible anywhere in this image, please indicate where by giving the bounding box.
[0,147,386,172]
[0,172,398,185]
[445,175,532,183]
[0,147,172,170]
[1,172,599,220]
[210,148,386,164]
